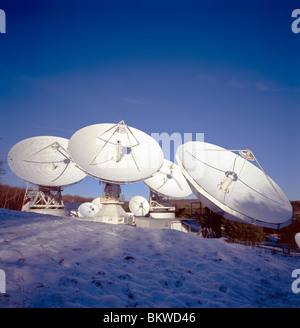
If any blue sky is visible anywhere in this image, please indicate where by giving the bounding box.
[0,0,299,201]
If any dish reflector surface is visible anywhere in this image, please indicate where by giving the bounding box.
[129,196,150,216]
[78,202,100,218]
[68,121,164,183]
[7,136,87,187]
[143,159,192,199]
[92,198,103,210]
[176,141,292,229]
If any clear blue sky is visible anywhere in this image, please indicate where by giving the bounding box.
[0,0,299,201]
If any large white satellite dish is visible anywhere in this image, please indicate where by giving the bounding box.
[68,120,164,183]
[78,202,100,218]
[8,136,86,187]
[7,136,87,215]
[176,141,292,229]
[68,120,164,224]
[129,196,150,216]
[295,233,300,249]
[143,159,192,199]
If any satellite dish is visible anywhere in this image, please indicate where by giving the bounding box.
[7,136,87,215]
[68,120,164,183]
[143,159,192,199]
[7,136,86,187]
[176,141,293,229]
[295,233,300,248]
[68,120,163,224]
[92,198,103,210]
[129,196,150,216]
[78,202,100,218]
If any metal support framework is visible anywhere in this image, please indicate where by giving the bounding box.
[22,184,64,210]
[149,190,173,208]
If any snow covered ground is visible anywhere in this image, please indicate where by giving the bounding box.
[0,208,299,308]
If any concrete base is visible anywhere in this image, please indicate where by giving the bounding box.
[94,202,131,225]
[23,207,67,217]
[134,217,199,233]
[149,206,175,219]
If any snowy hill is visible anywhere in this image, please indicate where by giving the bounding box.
[0,208,299,308]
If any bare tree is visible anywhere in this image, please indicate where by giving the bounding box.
[0,159,5,179]
[0,138,5,181]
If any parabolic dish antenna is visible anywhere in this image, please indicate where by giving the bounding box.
[295,233,300,249]
[78,202,100,218]
[176,141,292,229]
[7,136,87,187]
[7,136,87,216]
[68,120,163,224]
[143,159,192,199]
[129,196,150,216]
[68,120,164,183]
[92,198,103,210]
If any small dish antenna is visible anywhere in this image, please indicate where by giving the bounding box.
[176,141,292,229]
[68,121,164,224]
[129,196,150,216]
[143,159,192,219]
[143,159,192,199]
[7,136,87,215]
[92,197,103,210]
[78,202,100,218]
[295,233,300,249]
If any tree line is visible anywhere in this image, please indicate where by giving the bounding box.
[0,184,95,211]
[174,201,300,248]
[0,184,26,211]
